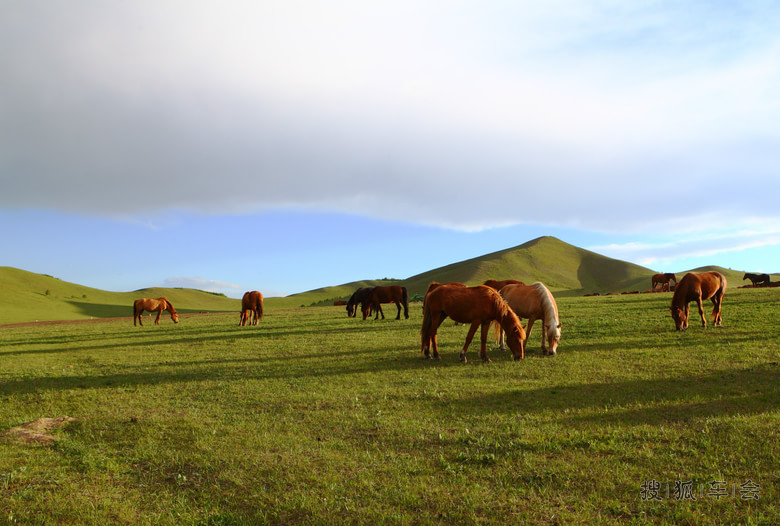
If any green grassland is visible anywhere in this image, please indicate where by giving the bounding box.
[1,287,778,524]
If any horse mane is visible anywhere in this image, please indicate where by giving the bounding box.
[487,287,522,332]
[532,282,559,329]
[164,298,176,313]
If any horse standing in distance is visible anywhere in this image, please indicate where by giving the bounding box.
[239,291,264,326]
[499,282,561,356]
[361,285,409,320]
[670,271,727,330]
[421,284,526,363]
[743,273,770,287]
[651,273,677,291]
[483,279,525,292]
[133,297,179,326]
[346,288,373,317]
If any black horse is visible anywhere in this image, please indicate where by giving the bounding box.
[346,287,374,317]
[743,273,770,287]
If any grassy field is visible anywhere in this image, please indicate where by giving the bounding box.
[1,288,778,524]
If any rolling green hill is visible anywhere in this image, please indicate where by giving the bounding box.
[3,236,777,322]
[284,236,661,306]
[0,267,240,325]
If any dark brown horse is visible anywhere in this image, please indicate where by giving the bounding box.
[133,297,179,326]
[670,271,727,330]
[346,287,373,317]
[482,279,525,291]
[651,273,677,290]
[743,273,770,287]
[239,291,264,326]
[362,285,409,320]
[421,284,526,362]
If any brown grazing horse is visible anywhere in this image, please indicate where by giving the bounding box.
[482,279,525,291]
[239,291,264,326]
[743,273,770,287]
[670,271,727,330]
[346,287,373,317]
[133,297,179,326]
[499,282,561,355]
[362,285,409,320]
[651,273,677,290]
[421,284,526,363]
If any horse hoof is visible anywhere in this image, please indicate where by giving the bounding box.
[514,355,523,361]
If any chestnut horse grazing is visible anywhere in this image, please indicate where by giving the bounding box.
[361,285,409,320]
[651,273,677,290]
[133,297,179,326]
[670,271,727,330]
[239,291,264,326]
[483,279,525,291]
[346,288,373,317]
[421,284,526,363]
[499,282,561,355]
[743,273,770,287]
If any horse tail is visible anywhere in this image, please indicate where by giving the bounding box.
[401,286,409,318]
[420,301,434,352]
[257,296,264,321]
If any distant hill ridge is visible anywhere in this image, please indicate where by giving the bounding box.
[287,236,778,307]
[2,236,776,320]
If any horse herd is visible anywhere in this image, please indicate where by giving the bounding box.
[131,270,733,362]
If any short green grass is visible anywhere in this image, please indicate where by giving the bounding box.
[1,289,778,524]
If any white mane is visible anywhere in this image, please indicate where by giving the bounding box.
[532,282,560,337]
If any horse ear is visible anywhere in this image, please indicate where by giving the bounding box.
[557,322,562,329]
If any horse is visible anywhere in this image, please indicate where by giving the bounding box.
[421,284,526,363]
[133,297,179,326]
[482,279,525,291]
[239,291,264,326]
[361,285,409,320]
[743,273,770,287]
[670,271,727,330]
[498,282,561,355]
[423,281,466,302]
[651,273,677,290]
[346,288,373,317]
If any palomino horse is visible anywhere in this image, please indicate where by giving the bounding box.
[670,271,727,330]
[346,287,373,317]
[361,285,409,320]
[743,273,770,287]
[239,291,264,326]
[651,273,677,290]
[498,282,561,355]
[421,284,526,363]
[133,297,179,326]
[483,279,525,291]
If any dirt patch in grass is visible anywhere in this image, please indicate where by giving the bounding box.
[2,416,77,445]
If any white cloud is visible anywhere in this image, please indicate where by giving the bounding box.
[1,1,779,232]
[163,277,243,297]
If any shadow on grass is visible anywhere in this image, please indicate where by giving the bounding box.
[448,362,780,426]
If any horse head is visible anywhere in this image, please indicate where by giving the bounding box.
[545,322,562,355]
[671,306,687,330]
[505,324,527,360]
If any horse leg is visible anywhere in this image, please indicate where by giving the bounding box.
[134,307,142,326]
[525,317,537,352]
[375,303,384,320]
[695,297,706,328]
[394,300,401,320]
[155,308,162,325]
[711,295,723,326]
[479,321,492,362]
[460,322,481,363]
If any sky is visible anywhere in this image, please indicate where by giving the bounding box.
[2,1,779,298]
